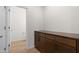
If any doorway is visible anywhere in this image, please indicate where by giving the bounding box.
[9,6,27,52]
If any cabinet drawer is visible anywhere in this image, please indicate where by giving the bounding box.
[56,36,76,48]
[55,42,76,53]
[39,32,46,37]
[46,34,56,39]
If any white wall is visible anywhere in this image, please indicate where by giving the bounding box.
[26,6,44,48]
[10,7,26,42]
[44,6,79,34]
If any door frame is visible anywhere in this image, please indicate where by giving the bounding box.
[1,6,11,53]
[5,6,10,53]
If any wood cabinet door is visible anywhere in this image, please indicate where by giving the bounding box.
[39,37,46,53]
[45,39,56,53]
[55,42,76,53]
[77,40,79,53]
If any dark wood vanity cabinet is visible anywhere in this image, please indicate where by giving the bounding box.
[35,31,79,53]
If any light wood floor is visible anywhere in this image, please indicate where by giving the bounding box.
[10,40,40,53]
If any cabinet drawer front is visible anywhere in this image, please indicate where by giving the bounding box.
[46,34,56,39]
[55,42,76,53]
[56,36,76,47]
[39,32,46,37]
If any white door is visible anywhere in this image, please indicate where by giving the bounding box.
[10,7,27,42]
[0,6,7,53]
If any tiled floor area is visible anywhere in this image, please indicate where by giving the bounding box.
[10,40,40,53]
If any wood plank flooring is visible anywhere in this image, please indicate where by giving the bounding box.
[10,40,39,53]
